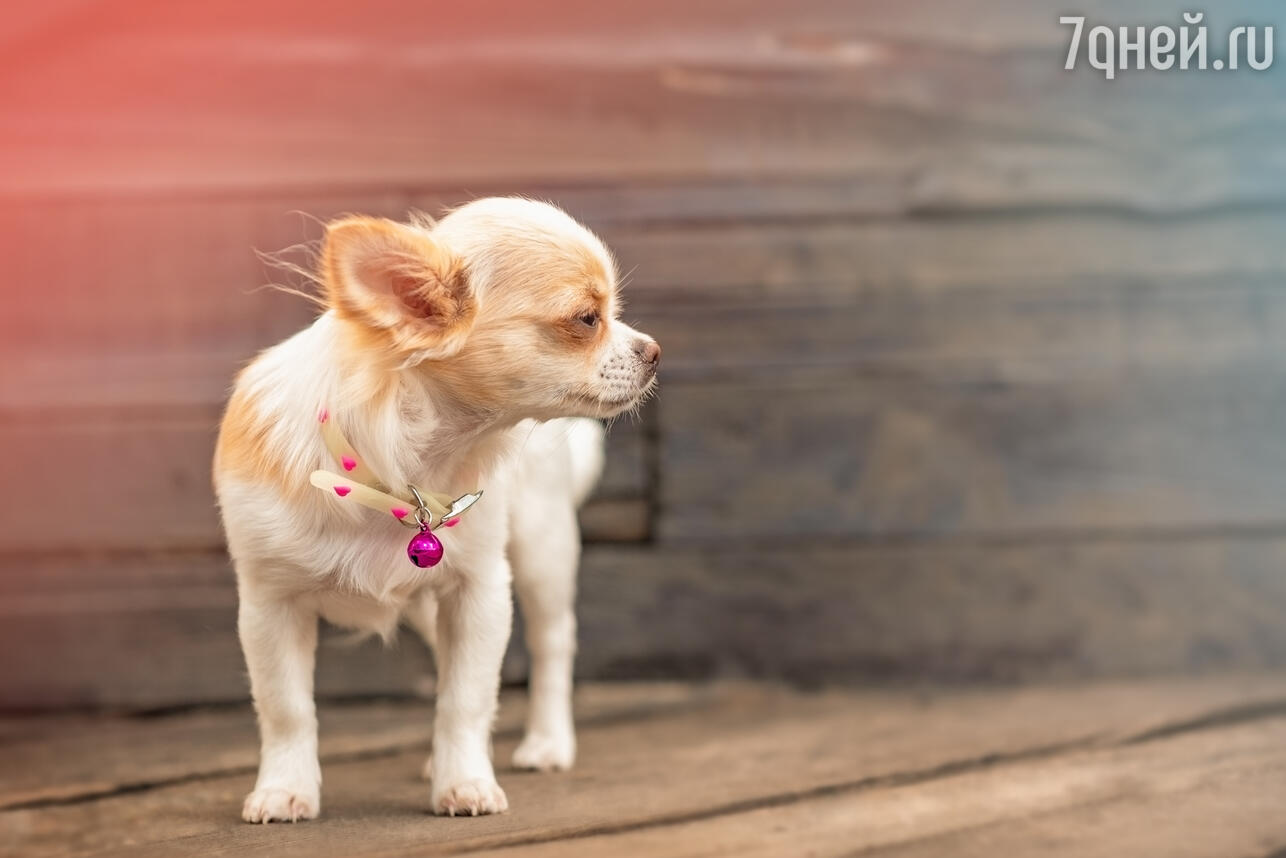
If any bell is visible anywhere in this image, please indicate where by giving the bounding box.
[407,526,444,567]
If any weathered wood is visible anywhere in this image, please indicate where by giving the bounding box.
[8,211,1286,372]
[2,0,1285,710]
[635,274,1286,382]
[7,538,1286,708]
[573,498,650,543]
[0,683,704,810]
[0,408,646,552]
[0,195,397,364]
[848,726,1286,858]
[7,211,1286,435]
[0,565,428,710]
[658,366,1286,541]
[487,718,1286,858]
[7,213,1286,553]
[575,540,1286,682]
[0,415,223,552]
[0,2,1281,211]
[0,550,494,710]
[5,677,1286,857]
[611,213,1286,299]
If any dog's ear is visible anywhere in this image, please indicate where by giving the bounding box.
[323,216,474,361]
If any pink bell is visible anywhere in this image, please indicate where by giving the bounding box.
[407,525,444,567]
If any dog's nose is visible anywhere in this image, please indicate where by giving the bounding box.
[635,339,661,368]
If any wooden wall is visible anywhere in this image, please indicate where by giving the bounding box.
[3,0,1286,708]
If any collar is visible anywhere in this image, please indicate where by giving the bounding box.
[308,406,483,532]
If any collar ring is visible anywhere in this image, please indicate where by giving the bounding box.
[407,484,435,530]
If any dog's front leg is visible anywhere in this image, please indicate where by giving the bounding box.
[510,502,579,772]
[238,583,322,823]
[430,557,512,816]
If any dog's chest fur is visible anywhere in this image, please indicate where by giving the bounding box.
[222,461,514,634]
[216,318,523,632]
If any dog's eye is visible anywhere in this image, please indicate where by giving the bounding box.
[577,311,600,328]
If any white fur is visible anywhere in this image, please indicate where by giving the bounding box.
[215,198,655,823]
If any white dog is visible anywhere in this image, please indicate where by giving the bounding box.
[213,198,659,822]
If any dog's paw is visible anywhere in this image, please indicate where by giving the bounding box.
[512,731,576,772]
[431,778,508,817]
[242,786,320,824]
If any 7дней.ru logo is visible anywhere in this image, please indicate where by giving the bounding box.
[1061,12,1273,79]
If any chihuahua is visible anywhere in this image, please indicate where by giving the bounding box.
[213,197,659,822]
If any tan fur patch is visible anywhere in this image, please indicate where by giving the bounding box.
[214,375,290,493]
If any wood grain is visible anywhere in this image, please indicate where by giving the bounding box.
[2,0,1285,704]
[0,409,647,552]
[0,683,705,810]
[4,677,1286,857]
[850,728,1286,858]
[7,536,1286,708]
[6,213,1286,551]
[484,716,1286,858]
[611,213,1286,299]
[657,367,1286,541]
[575,540,1286,683]
[8,210,1286,370]
[0,1,1281,210]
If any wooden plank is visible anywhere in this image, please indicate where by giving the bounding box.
[0,194,404,364]
[4,0,1270,61]
[0,407,647,553]
[633,274,1286,382]
[0,683,705,810]
[574,498,650,543]
[8,211,1286,379]
[575,541,1286,682]
[0,415,223,552]
[849,727,1286,858]
[10,270,1286,412]
[7,537,1286,708]
[0,191,656,555]
[0,552,541,708]
[610,213,1286,299]
[482,718,1286,858]
[658,365,1286,542]
[7,215,1286,551]
[0,2,1281,210]
[0,556,433,710]
[5,677,1286,857]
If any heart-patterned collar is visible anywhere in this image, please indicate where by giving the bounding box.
[309,407,483,567]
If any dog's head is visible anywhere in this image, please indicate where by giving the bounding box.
[322,197,659,420]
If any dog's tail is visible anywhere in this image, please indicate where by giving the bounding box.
[565,417,606,507]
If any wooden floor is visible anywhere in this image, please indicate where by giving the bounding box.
[3,678,1286,857]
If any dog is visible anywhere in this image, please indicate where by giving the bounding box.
[213,197,659,822]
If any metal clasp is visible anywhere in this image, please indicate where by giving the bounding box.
[407,484,434,531]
